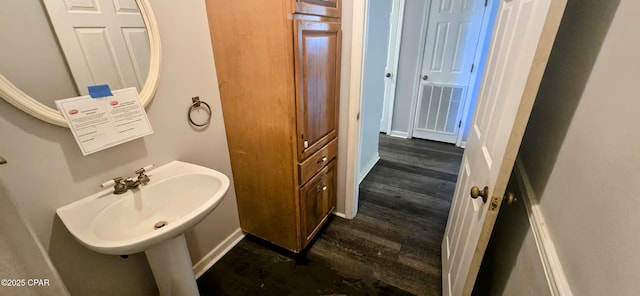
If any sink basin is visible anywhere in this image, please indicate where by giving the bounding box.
[56,161,230,295]
[57,161,230,255]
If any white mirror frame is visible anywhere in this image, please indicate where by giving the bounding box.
[0,0,161,128]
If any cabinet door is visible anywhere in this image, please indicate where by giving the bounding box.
[294,0,341,18]
[294,16,341,161]
[299,160,336,248]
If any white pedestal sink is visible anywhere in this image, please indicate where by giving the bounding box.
[56,161,230,296]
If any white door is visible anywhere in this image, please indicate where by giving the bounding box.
[412,0,486,143]
[380,0,405,133]
[441,0,566,295]
[42,0,150,95]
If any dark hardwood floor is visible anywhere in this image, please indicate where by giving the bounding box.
[197,135,463,295]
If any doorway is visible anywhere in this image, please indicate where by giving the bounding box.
[347,0,567,292]
[358,0,497,184]
[374,0,494,147]
[411,0,487,144]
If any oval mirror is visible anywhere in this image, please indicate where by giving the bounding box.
[0,0,161,127]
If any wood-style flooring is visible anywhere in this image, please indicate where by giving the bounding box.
[197,135,463,295]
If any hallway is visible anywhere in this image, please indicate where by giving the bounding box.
[197,135,463,295]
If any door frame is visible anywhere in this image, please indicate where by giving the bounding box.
[380,0,406,134]
[342,0,555,218]
[343,0,368,219]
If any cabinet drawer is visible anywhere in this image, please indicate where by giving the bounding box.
[298,139,337,185]
[299,159,336,248]
[294,0,341,18]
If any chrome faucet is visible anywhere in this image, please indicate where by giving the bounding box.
[102,165,153,195]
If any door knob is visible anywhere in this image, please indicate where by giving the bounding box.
[470,186,489,203]
[503,192,518,204]
[422,75,428,80]
[386,73,392,78]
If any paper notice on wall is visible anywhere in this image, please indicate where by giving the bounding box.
[55,87,153,156]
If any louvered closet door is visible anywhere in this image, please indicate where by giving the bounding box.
[413,0,485,143]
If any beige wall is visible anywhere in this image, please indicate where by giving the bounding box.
[487,0,637,294]
[0,1,240,295]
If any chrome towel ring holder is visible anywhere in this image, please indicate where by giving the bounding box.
[188,96,211,127]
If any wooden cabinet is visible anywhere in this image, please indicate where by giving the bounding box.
[295,0,341,18]
[300,160,336,247]
[205,0,341,252]
[294,16,341,160]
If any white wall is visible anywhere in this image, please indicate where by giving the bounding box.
[358,0,391,181]
[487,0,633,294]
[0,0,78,108]
[389,0,428,135]
[0,0,240,295]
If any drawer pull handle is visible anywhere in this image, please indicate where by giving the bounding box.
[317,156,328,164]
[318,185,328,192]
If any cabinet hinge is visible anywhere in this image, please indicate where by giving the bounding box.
[485,0,488,7]
[458,120,462,128]
[470,63,475,73]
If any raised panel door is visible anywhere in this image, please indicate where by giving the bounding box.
[299,160,336,248]
[441,0,566,294]
[294,16,341,161]
[413,0,486,143]
[42,0,149,95]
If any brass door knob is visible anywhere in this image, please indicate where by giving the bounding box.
[470,186,489,203]
[503,192,518,205]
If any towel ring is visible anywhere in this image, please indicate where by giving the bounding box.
[188,96,211,127]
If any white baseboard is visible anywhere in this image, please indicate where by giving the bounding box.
[514,158,573,296]
[193,228,245,278]
[389,130,409,138]
[333,212,347,219]
[358,153,380,184]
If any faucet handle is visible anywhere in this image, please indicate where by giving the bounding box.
[135,164,153,186]
[101,177,123,188]
[112,177,128,194]
[135,164,154,175]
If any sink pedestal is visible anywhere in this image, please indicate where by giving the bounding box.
[144,234,199,296]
